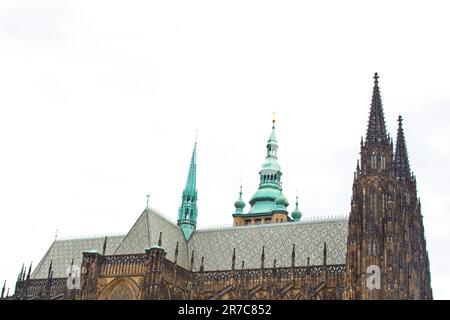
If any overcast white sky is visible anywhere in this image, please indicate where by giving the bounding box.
[0,0,449,299]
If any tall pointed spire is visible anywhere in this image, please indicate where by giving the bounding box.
[185,138,197,194]
[395,115,411,180]
[366,73,389,145]
[177,137,198,240]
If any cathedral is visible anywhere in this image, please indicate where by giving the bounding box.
[9,73,432,300]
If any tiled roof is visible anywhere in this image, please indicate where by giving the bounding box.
[31,235,124,279]
[113,209,189,269]
[188,218,349,271]
[30,208,349,279]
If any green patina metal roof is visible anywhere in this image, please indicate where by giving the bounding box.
[291,195,302,222]
[177,140,198,240]
[184,141,197,194]
[234,185,246,214]
[245,117,289,215]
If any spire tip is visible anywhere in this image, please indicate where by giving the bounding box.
[373,72,379,84]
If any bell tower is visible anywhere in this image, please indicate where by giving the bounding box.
[233,114,291,226]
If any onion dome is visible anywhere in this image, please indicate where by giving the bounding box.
[234,185,246,214]
[291,195,302,222]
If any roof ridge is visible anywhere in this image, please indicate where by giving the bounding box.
[148,206,177,225]
[56,232,126,241]
[30,240,56,279]
[195,214,349,232]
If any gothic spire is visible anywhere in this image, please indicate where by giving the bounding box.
[102,236,108,255]
[26,262,32,280]
[366,73,389,145]
[177,138,198,240]
[395,115,411,180]
[185,138,197,194]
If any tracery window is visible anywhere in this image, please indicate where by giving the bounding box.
[381,155,386,169]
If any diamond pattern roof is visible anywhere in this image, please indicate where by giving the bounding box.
[30,209,349,279]
[31,235,124,279]
[113,209,189,269]
[189,218,348,271]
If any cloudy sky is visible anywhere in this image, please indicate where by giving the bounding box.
[0,0,449,299]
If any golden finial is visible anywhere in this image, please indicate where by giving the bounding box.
[272,112,276,128]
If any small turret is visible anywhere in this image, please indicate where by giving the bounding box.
[291,194,302,222]
[234,184,246,214]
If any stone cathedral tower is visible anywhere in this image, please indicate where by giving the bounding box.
[344,73,432,300]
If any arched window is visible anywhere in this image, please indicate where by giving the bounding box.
[381,155,386,170]
[368,239,377,256]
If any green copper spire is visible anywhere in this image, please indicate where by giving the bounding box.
[177,139,198,240]
[291,194,302,222]
[247,114,289,215]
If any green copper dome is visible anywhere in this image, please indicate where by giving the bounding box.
[234,185,246,213]
[275,193,289,207]
[246,116,289,215]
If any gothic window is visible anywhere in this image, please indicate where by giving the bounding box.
[368,239,377,256]
[381,155,386,170]
[371,152,377,169]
